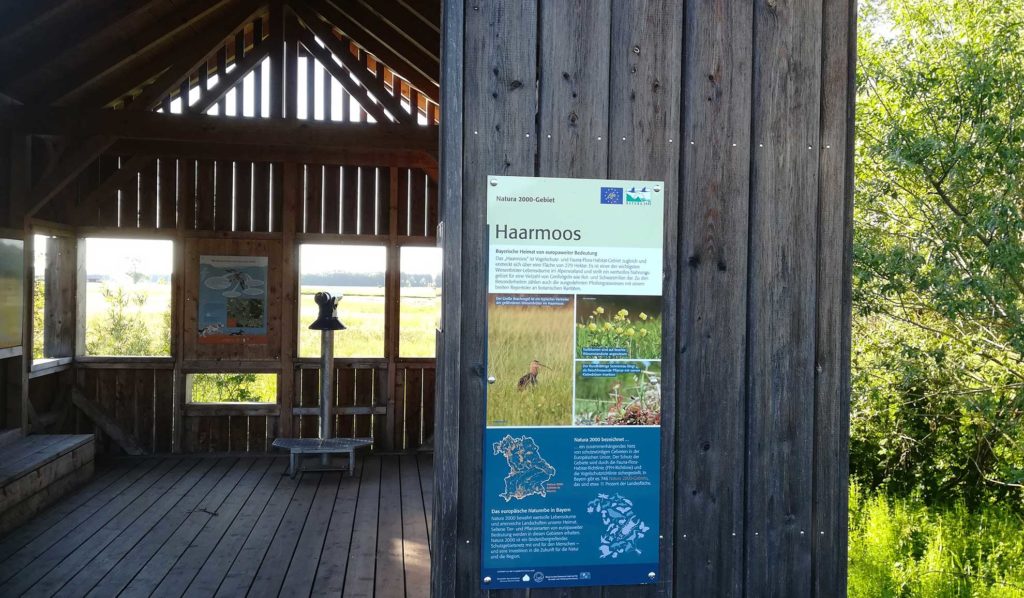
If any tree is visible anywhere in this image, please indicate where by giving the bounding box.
[854,0,1024,506]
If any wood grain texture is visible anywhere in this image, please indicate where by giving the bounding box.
[812,0,856,595]
[538,0,610,179]
[745,0,824,595]
[675,0,753,596]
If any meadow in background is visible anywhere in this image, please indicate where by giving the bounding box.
[574,362,661,425]
[486,294,574,426]
[576,295,662,359]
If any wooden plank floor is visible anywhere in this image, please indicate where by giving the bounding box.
[0,454,433,598]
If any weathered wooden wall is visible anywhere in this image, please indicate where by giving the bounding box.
[434,0,855,596]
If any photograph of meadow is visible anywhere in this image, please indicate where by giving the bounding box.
[574,361,661,426]
[486,294,574,426]
[576,295,663,360]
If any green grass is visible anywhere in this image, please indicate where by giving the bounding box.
[849,485,1024,597]
[297,286,440,358]
[486,297,574,426]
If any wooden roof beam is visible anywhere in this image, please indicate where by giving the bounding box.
[0,106,438,154]
[0,0,169,87]
[90,3,268,110]
[292,2,414,124]
[301,0,438,102]
[354,0,440,63]
[10,0,237,104]
[111,139,437,172]
[185,43,273,115]
[297,32,393,124]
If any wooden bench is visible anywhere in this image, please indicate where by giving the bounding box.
[0,434,95,534]
[272,437,373,478]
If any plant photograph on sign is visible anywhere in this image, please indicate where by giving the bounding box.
[574,361,661,426]
[575,295,662,360]
[486,294,574,426]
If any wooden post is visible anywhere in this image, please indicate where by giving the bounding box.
[278,162,299,438]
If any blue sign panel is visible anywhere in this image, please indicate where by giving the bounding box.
[483,176,665,589]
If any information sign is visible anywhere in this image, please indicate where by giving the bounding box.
[482,176,664,589]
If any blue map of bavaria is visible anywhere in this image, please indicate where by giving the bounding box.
[493,434,556,501]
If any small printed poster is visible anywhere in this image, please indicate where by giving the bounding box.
[482,176,664,590]
[197,255,269,345]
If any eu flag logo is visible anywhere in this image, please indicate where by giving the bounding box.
[600,187,623,204]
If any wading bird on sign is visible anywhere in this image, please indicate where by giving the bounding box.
[517,360,550,391]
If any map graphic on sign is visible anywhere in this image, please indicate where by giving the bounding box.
[493,435,556,501]
[587,493,650,558]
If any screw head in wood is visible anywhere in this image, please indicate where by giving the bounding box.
[489,179,497,187]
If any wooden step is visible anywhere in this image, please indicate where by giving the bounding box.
[0,434,95,535]
[0,428,22,448]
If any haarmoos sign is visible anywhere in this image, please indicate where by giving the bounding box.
[482,175,664,590]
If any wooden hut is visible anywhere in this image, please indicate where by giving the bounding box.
[0,0,855,596]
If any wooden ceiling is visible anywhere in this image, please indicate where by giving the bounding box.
[0,0,440,108]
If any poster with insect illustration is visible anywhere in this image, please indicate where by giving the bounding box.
[482,176,664,590]
[197,255,269,344]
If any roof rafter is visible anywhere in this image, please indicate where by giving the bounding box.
[302,0,438,102]
[9,0,237,104]
[292,0,414,125]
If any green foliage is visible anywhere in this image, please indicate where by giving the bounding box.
[86,285,162,357]
[190,373,277,403]
[854,0,1024,508]
[849,486,1024,597]
[32,279,44,359]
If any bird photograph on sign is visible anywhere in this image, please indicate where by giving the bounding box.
[486,294,574,427]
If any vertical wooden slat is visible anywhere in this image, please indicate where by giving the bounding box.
[421,366,435,447]
[253,17,265,118]
[155,370,173,452]
[404,367,423,451]
[248,415,267,453]
[137,160,157,229]
[812,0,855,595]
[179,159,196,231]
[214,161,233,231]
[271,162,284,233]
[278,162,299,438]
[341,165,358,234]
[323,165,340,234]
[409,169,426,237]
[452,2,538,597]
[396,168,410,236]
[377,166,390,237]
[538,0,610,179]
[305,48,315,120]
[252,162,270,232]
[336,366,355,438]
[607,3,683,596]
[745,0,823,594]
[426,177,438,238]
[235,161,252,232]
[676,0,752,595]
[135,370,155,453]
[94,155,119,227]
[216,46,228,116]
[322,55,332,121]
[195,160,214,230]
[284,8,298,121]
[269,0,283,118]
[158,158,176,229]
[230,415,248,452]
[235,31,246,118]
[118,162,138,228]
[358,167,375,235]
[300,368,319,439]
[354,368,372,438]
[304,163,323,234]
